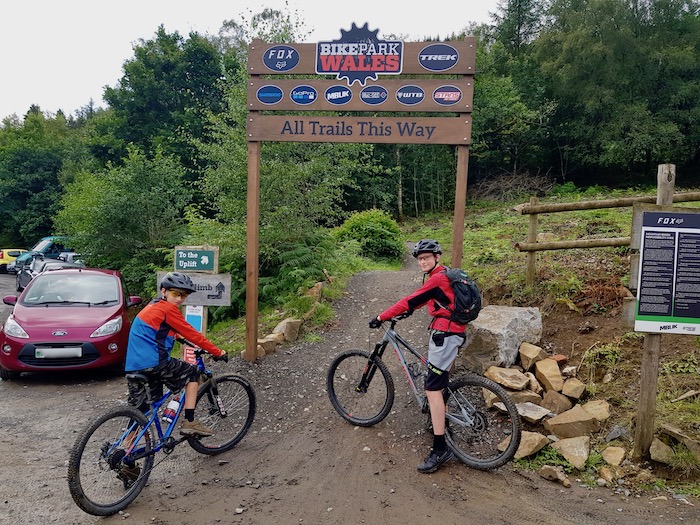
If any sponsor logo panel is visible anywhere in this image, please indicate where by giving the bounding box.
[262,45,301,72]
[256,85,284,105]
[396,85,425,106]
[418,43,459,72]
[433,85,462,106]
[291,85,318,105]
[360,85,389,106]
[325,85,353,105]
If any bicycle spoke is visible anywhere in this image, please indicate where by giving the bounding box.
[188,374,256,455]
[327,350,395,426]
[444,375,522,470]
[68,407,154,516]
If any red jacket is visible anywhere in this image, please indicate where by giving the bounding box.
[378,264,466,333]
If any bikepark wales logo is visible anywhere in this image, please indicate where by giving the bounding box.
[419,43,459,72]
[262,45,300,72]
[316,23,403,86]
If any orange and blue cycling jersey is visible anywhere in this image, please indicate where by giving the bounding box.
[125,298,223,371]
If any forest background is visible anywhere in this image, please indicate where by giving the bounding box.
[1,0,700,331]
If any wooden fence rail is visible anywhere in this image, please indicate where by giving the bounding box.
[515,191,700,285]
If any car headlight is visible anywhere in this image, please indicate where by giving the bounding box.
[4,316,29,339]
[90,317,123,338]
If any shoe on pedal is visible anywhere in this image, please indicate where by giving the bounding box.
[417,448,453,474]
[180,419,214,437]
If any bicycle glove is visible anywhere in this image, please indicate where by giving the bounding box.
[369,316,383,329]
[213,352,229,363]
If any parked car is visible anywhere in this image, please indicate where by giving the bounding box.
[0,268,142,380]
[58,252,83,264]
[0,249,27,274]
[15,256,86,292]
[12,236,73,274]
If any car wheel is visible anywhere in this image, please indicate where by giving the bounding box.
[0,264,6,274]
[15,274,23,292]
[0,367,20,381]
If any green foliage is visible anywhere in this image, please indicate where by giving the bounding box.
[668,443,700,479]
[55,147,190,295]
[333,209,404,260]
[516,446,571,471]
[661,351,700,375]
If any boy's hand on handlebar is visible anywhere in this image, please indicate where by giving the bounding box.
[368,316,383,329]
[213,352,229,363]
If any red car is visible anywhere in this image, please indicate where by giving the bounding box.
[0,268,142,380]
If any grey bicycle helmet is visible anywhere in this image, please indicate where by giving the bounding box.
[412,239,442,258]
[160,272,197,293]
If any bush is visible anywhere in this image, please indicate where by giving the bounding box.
[333,209,404,260]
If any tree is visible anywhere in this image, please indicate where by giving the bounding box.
[55,148,191,293]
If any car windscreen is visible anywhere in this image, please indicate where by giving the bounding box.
[31,239,53,252]
[21,273,120,306]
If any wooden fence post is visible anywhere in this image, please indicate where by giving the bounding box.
[525,197,538,286]
[633,164,676,460]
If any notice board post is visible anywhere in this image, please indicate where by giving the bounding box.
[633,165,674,460]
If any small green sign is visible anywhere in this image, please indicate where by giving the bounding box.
[175,248,216,272]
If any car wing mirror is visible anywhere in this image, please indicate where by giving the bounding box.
[127,296,143,307]
[3,295,17,306]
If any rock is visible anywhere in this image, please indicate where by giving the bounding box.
[649,438,674,465]
[561,365,577,378]
[543,405,599,439]
[562,377,586,400]
[257,337,277,354]
[519,342,547,371]
[483,388,541,407]
[484,366,530,390]
[273,318,303,342]
[602,446,626,466]
[524,372,543,394]
[540,390,573,415]
[605,424,629,442]
[539,465,571,488]
[494,401,551,424]
[581,399,610,422]
[460,306,542,370]
[551,436,590,469]
[534,358,564,392]
[659,423,700,461]
[255,345,266,358]
[305,282,324,300]
[550,354,568,365]
[498,431,550,460]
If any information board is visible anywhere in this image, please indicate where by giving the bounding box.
[635,210,700,334]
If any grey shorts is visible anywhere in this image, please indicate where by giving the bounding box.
[127,358,198,412]
[425,331,466,391]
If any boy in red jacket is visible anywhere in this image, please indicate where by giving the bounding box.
[370,240,466,473]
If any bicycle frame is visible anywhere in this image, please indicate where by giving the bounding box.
[371,317,429,406]
[120,351,217,463]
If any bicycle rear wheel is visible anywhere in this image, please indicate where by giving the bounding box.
[444,374,522,470]
[188,374,256,455]
[67,406,154,516]
[327,349,395,426]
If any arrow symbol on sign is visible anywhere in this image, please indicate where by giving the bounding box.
[207,282,225,299]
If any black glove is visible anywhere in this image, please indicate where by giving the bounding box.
[369,316,383,329]
[213,352,229,363]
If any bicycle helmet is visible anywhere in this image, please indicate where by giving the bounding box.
[160,272,197,293]
[412,239,442,258]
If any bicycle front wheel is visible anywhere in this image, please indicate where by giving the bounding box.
[188,374,256,455]
[67,406,154,516]
[444,374,522,470]
[327,349,395,426]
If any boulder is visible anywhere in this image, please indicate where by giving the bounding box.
[543,405,598,439]
[484,366,529,390]
[562,378,587,400]
[519,342,548,371]
[272,318,303,342]
[581,399,610,422]
[650,438,674,465]
[534,358,564,392]
[602,446,626,466]
[459,306,542,371]
[551,436,590,470]
[540,390,573,415]
[499,431,550,459]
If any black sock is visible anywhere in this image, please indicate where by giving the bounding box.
[433,434,446,452]
[185,409,195,422]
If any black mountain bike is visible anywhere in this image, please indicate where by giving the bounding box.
[67,348,256,516]
[327,314,522,470]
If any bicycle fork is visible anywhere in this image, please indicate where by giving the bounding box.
[444,388,477,428]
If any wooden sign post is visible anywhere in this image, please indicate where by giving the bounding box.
[245,24,476,361]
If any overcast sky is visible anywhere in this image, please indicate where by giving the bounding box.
[0,1,498,119]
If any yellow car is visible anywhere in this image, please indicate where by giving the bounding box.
[0,249,27,274]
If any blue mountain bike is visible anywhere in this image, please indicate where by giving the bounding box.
[67,348,256,516]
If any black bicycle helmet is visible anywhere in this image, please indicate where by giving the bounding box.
[160,272,197,293]
[412,239,442,258]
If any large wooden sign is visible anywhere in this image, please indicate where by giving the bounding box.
[244,23,476,361]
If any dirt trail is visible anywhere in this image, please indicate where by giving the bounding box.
[0,259,696,525]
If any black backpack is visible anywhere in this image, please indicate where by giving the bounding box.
[440,267,482,324]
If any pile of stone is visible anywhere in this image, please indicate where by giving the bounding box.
[456,305,700,488]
